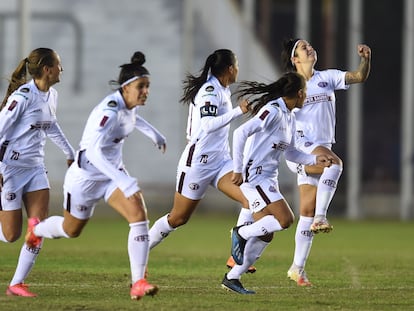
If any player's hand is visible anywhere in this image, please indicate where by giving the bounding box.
[239,99,250,114]
[158,143,166,154]
[315,155,334,168]
[231,172,243,186]
[357,44,371,60]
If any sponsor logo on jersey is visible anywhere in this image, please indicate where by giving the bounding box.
[189,183,200,190]
[107,100,117,107]
[259,110,270,120]
[304,94,331,105]
[272,141,289,151]
[205,85,214,92]
[30,121,52,130]
[8,100,18,111]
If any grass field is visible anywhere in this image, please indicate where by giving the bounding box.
[1,212,413,311]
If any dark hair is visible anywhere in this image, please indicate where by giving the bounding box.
[180,49,236,105]
[236,72,305,115]
[281,38,301,72]
[1,47,57,110]
[115,51,150,87]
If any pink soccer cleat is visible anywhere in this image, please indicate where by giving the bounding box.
[6,283,37,297]
[130,279,158,300]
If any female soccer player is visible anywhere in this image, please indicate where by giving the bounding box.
[221,72,333,294]
[282,38,371,286]
[148,49,250,250]
[0,48,75,297]
[26,51,166,300]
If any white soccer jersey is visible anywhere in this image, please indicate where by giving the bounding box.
[180,75,243,170]
[77,90,166,197]
[0,80,74,169]
[293,69,349,146]
[233,98,316,185]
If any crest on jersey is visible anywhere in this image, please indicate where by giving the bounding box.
[318,82,328,88]
[205,85,214,92]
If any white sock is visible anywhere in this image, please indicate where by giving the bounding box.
[10,240,43,286]
[238,215,283,239]
[236,207,253,226]
[128,221,149,283]
[34,216,70,239]
[227,237,268,279]
[293,216,314,268]
[315,164,342,217]
[0,222,8,242]
[148,214,174,250]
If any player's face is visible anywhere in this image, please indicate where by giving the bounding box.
[295,86,307,109]
[45,53,63,86]
[123,76,150,109]
[293,40,317,67]
[228,58,239,84]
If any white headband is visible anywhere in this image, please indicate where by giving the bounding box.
[290,40,301,66]
[121,74,150,87]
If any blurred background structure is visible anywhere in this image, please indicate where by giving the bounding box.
[0,0,412,220]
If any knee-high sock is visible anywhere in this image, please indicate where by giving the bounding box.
[227,237,268,280]
[128,221,149,283]
[34,216,69,238]
[293,216,314,268]
[236,207,254,226]
[315,164,342,217]
[238,215,283,239]
[148,214,175,250]
[10,240,44,286]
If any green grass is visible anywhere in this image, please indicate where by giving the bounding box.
[1,213,413,311]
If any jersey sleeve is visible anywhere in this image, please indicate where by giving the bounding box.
[46,123,75,159]
[232,106,278,173]
[134,114,166,148]
[85,107,138,197]
[200,106,243,134]
[0,92,28,139]
[284,116,317,165]
[328,69,350,90]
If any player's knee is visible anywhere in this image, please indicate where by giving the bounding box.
[4,231,21,242]
[64,227,83,238]
[167,215,189,228]
[279,214,294,229]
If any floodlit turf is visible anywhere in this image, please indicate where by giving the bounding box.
[1,213,413,310]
